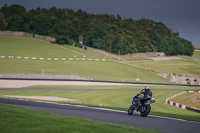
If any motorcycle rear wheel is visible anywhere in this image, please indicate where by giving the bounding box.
[140,105,151,117]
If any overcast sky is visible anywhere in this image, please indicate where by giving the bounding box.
[0,0,200,45]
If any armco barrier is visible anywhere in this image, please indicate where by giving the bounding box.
[165,91,200,113]
[0,73,88,80]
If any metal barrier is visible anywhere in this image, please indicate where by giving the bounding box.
[0,73,88,80]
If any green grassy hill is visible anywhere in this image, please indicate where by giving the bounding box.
[0,35,168,83]
[1,35,199,82]
[0,35,105,59]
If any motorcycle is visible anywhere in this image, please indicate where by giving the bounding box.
[128,95,155,117]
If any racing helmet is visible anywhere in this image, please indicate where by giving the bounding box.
[144,86,150,89]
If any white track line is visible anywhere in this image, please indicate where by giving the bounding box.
[0,56,107,62]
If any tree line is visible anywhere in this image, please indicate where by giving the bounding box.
[0,4,194,56]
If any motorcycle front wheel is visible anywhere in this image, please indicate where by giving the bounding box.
[128,105,133,115]
[140,105,151,117]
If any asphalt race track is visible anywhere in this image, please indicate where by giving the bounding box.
[0,98,200,133]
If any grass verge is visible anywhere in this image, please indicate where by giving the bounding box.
[0,59,169,83]
[0,104,159,133]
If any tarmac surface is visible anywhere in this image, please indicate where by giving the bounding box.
[0,98,200,133]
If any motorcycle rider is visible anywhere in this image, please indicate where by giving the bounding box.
[134,86,152,107]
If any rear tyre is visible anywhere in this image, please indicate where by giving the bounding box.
[128,105,133,115]
[140,105,151,117]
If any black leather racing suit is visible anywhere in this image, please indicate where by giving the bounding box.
[136,88,152,105]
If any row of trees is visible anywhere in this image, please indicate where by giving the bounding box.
[0,4,194,56]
